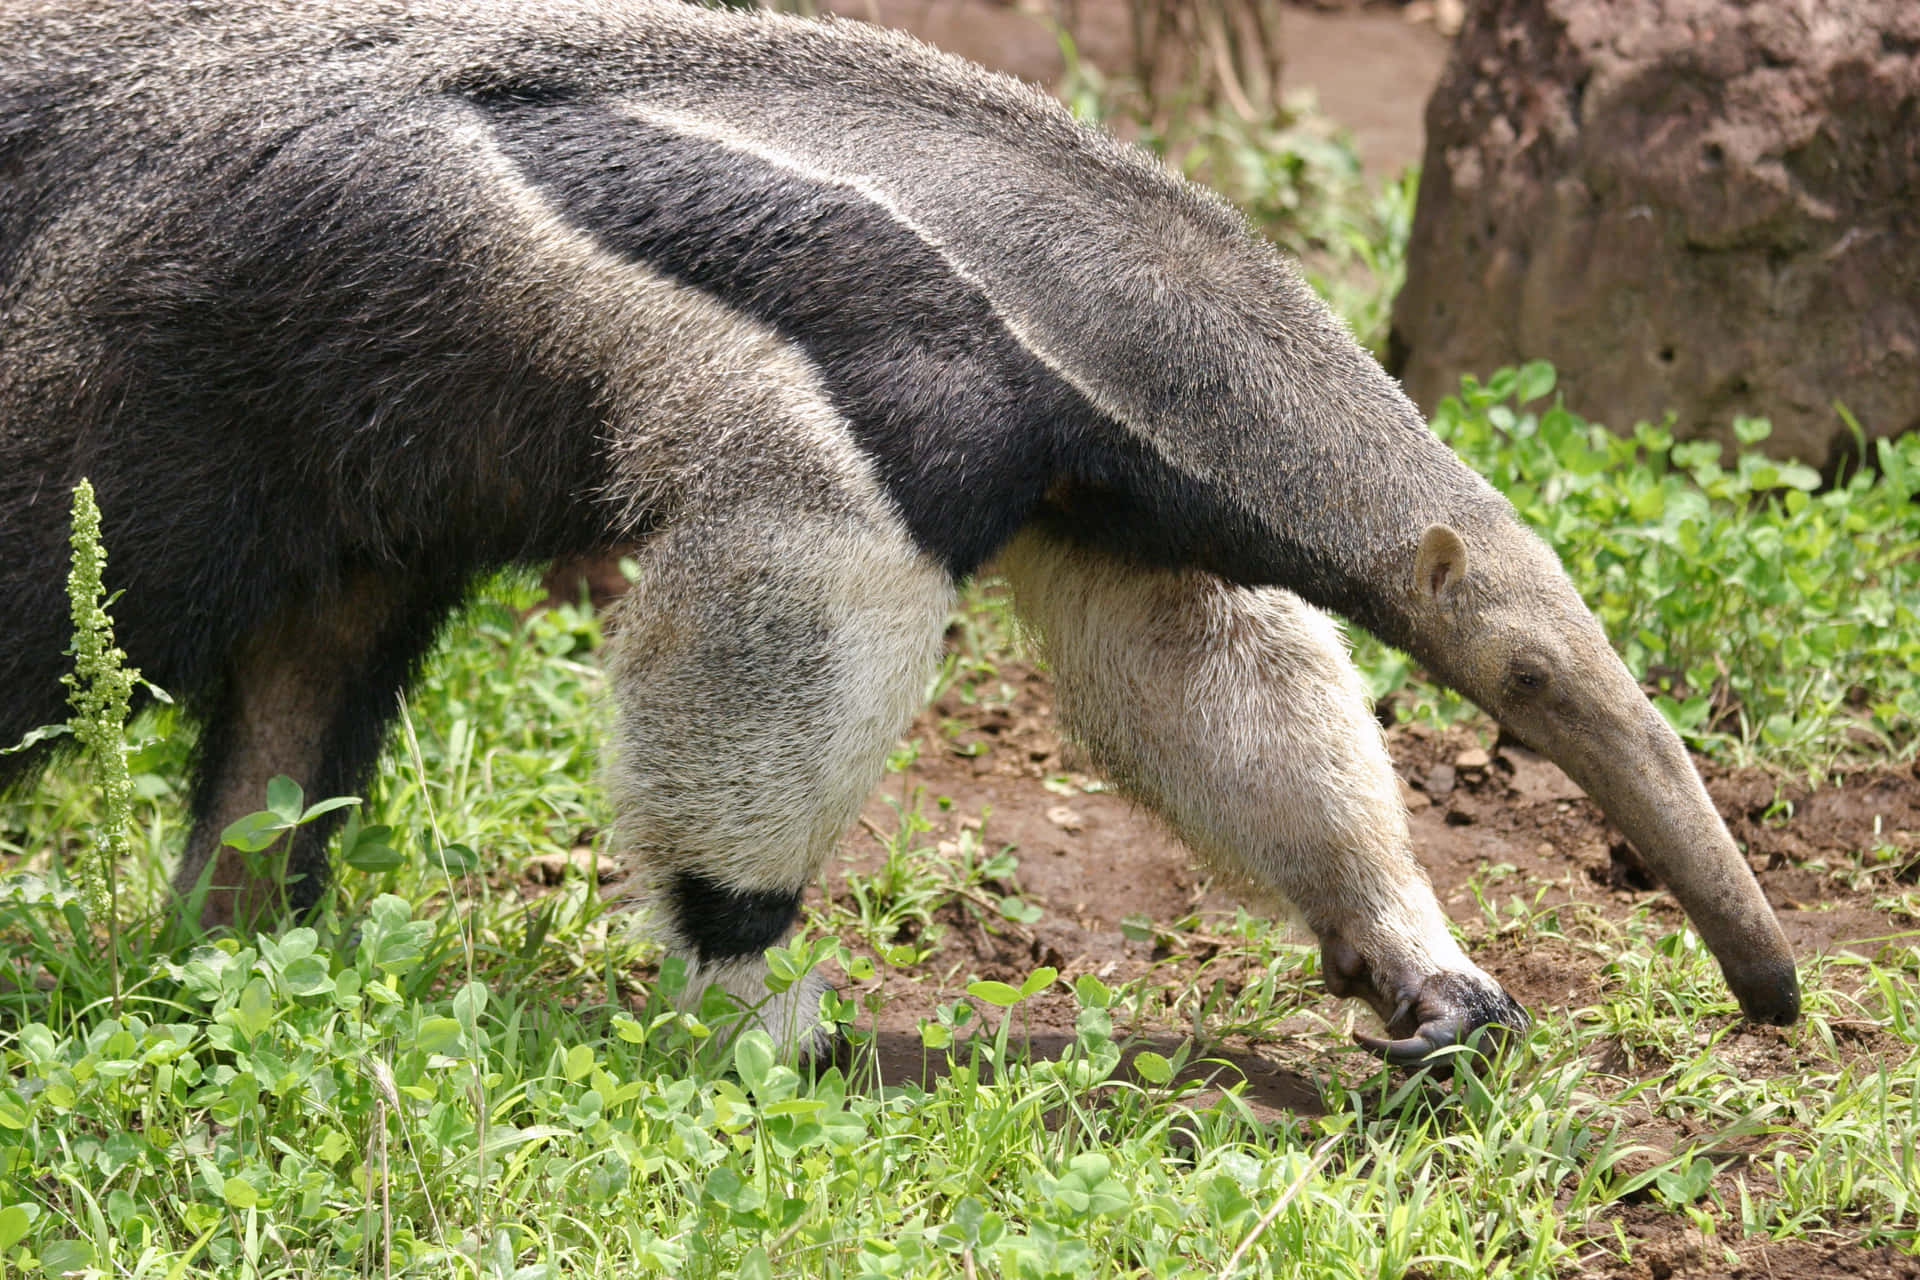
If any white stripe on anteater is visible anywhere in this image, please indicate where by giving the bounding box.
[609,101,1152,455]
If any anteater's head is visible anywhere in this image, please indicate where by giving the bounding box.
[1401,522,1800,1027]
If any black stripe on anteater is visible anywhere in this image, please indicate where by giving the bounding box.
[480,97,1313,591]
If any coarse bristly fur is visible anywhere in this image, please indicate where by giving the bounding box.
[0,0,1797,1063]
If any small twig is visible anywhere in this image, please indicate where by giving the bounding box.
[953,885,1040,947]
[1194,3,1258,122]
[1221,1130,1342,1274]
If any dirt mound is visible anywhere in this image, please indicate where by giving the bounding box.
[1392,0,1920,465]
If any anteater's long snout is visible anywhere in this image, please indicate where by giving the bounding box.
[1562,704,1800,1026]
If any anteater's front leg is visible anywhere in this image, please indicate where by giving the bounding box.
[998,528,1526,1061]
[607,502,954,1058]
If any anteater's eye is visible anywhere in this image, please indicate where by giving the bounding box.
[1508,659,1550,699]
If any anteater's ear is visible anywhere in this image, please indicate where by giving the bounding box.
[1413,524,1469,607]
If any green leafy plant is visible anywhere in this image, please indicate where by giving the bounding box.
[218,776,363,872]
[60,481,138,926]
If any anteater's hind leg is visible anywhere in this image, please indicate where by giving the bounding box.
[175,571,456,930]
[608,503,953,1057]
[998,527,1525,1061]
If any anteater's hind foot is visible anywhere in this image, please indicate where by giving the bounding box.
[175,572,455,932]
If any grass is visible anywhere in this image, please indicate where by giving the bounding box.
[2,830,1916,1277]
[6,426,1919,1275]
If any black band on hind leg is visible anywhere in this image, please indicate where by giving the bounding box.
[670,870,803,963]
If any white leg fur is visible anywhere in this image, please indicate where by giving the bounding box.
[608,501,953,1057]
[997,528,1500,1024]
[684,956,840,1057]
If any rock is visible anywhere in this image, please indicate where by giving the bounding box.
[1406,0,1468,38]
[1045,805,1085,834]
[1425,762,1458,796]
[1454,747,1492,771]
[526,846,601,885]
[1025,728,1061,763]
[1391,0,1920,466]
[1500,744,1589,803]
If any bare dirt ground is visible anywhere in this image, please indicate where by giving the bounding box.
[822,661,1920,1280]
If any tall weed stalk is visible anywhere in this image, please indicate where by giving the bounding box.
[60,479,139,1007]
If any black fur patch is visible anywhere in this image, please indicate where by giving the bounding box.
[483,101,1327,591]
[669,871,802,964]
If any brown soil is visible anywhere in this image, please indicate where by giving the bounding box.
[808,661,1920,1279]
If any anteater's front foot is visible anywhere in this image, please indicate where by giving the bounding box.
[1322,935,1529,1064]
[691,958,842,1063]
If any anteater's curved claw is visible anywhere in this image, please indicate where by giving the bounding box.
[1348,972,1530,1065]
[1353,1017,1463,1064]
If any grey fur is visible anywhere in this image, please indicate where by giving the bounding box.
[0,0,1796,1059]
